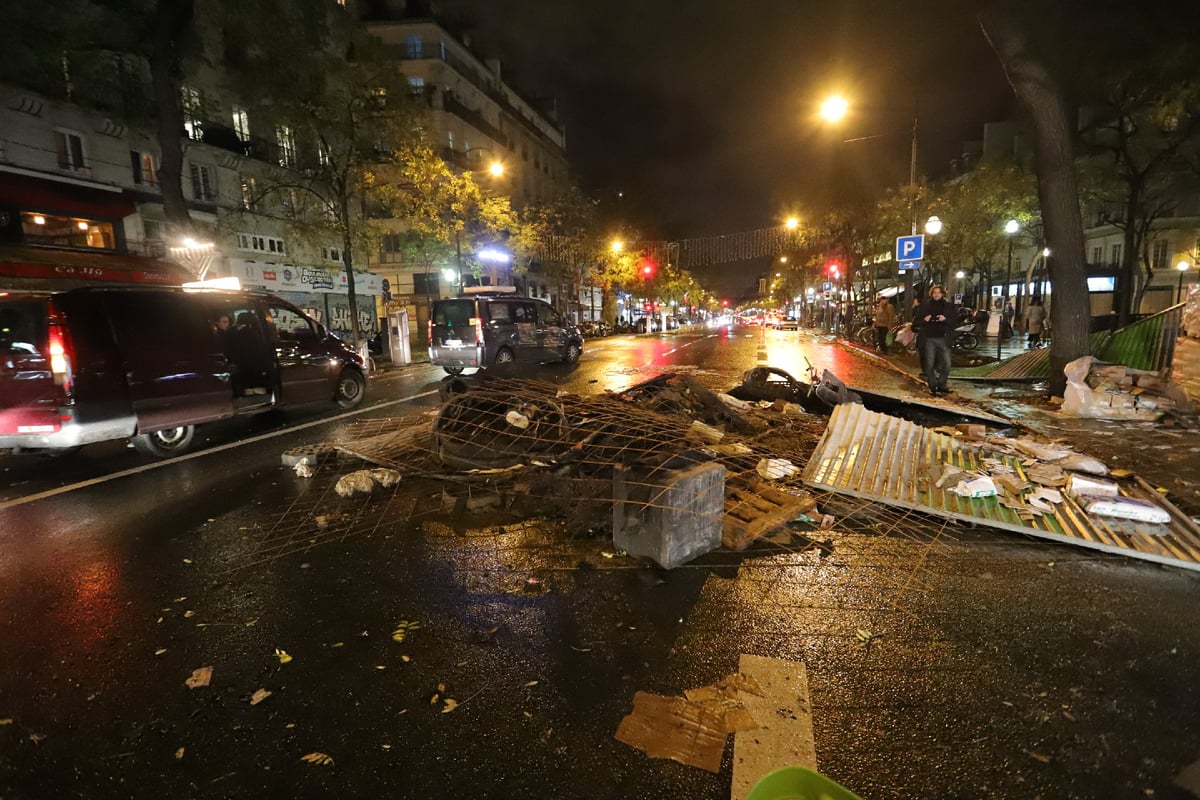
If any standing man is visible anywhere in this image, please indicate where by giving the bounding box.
[915,284,956,396]
[1024,296,1047,348]
[873,297,896,353]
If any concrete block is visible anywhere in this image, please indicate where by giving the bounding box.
[613,461,726,569]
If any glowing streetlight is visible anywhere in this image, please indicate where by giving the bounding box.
[784,217,800,230]
[1005,219,1019,235]
[488,161,504,177]
[819,95,849,123]
[924,215,943,236]
[611,239,624,253]
[779,256,788,264]
[1177,260,1191,304]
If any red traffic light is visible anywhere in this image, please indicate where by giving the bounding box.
[640,258,656,278]
[721,299,729,307]
[826,262,840,277]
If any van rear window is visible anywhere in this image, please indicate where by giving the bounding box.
[0,299,48,357]
[434,300,474,326]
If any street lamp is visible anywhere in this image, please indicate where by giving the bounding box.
[784,216,800,230]
[1000,219,1019,358]
[611,239,624,253]
[1178,260,1191,304]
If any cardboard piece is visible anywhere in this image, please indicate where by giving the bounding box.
[731,655,817,800]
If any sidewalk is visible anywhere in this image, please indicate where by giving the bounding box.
[836,334,1200,517]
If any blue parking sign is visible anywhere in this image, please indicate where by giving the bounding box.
[895,234,925,262]
[822,281,832,292]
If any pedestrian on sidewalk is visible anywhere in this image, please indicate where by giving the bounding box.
[873,298,896,353]
[1000,300,1015,338]
[915,284,956,396]
[1024,297,1047,348]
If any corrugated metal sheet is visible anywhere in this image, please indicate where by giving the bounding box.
[952,305,1183,381]
[803,403,1200,572]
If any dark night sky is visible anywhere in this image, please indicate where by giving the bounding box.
[441,0,1015,294]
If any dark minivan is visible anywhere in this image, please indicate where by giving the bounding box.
[428,289,583,375]
[0,287,366,457]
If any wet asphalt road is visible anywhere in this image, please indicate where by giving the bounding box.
[2,325,1200,799]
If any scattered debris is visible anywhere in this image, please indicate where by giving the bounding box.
[1062,356,1193,420]
[334,469,402,497]
[293,458,316,478]
[250,689,272,706]
[301,752,335,767]
[184,666,213,689]
[275,648,293,664]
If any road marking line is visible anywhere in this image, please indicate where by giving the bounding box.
[0,391,439,511]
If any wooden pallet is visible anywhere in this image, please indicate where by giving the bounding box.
[723,479,817,550]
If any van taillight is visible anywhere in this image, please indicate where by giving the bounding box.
[470,317,483,345]
[427,318,433,346]
[47,319,73,392]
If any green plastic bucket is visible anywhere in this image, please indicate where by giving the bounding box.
[745,766,863,800]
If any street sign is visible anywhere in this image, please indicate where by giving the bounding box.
[822,281,832,292]
[895,234,925,262]
[954,293,963,304]
[898,261,920,271]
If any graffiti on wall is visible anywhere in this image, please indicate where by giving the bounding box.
[329,304,377,334]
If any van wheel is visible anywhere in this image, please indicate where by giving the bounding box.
[565,342,582,364]
[132,426,195,458]
[335,369,366,409]
[443,366,464,376]
[493,348,515,366]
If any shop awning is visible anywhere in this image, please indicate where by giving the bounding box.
[0,244,192,290]
[0,168,136,220]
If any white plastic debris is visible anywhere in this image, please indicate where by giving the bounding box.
[1082,495,1171,524]
[717,392,753,410]
[1069,474,1119,498]
[293,458,316,478]
[951,476,997,498]
[505,410,530,429]
[756,458,798,480]
[687,420,725,444]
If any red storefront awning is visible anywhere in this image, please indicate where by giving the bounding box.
[0,245,192,289]
[0,169,136,220]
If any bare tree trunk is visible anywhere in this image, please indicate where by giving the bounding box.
[339,198,363,348]
[980,5,1090,397]
[149,0,195,234]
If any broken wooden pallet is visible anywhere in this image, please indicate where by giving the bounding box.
[723,479,817,550]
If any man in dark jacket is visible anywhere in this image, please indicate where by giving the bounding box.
[914,284,956,396]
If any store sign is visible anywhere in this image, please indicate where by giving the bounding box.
[232,260,382,296]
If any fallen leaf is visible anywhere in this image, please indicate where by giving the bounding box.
[244,619,257,627]
[285,723,295,729]
[442,698,459,714]
[182,559,193,565]
[301,752,334,767]
[330,642,344,648]
[154,648,167,656]
[275,648,293,664]
[391,620,422,643]
[1027,751,1051,764]
[430,693,440,704]
[185,666,213,689]
[525,681,539,687]
[375,665,386,670]
[523,711,532,718]
[401,655,411,663]
[156,617,163,624]
[381,744,392,750]
[184,611,195,618]
[29,733,45,743]
[437,683,446,693]
[174,747,185,760]
[174,597,187,603]
[250,689,272,706]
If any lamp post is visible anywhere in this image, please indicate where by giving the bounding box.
[1000,219,1019,359]
[1178,260,1191,304]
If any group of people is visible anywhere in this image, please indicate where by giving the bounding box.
[869,290,1048,397]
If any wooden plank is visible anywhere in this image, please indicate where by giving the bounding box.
[731,654,816,800]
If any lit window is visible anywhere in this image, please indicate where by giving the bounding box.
[181,86,203,141]
[232,107,250,142]
[21,212,114,250]
[276,125,296,168]
[240,175,257,210]
[405,34,422,59]
[130,150,157,185]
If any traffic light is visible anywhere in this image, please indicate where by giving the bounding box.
[640,258,656,279]
[826,262,840,278]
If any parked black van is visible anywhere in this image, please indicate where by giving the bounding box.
[428,288,584,375]
[0,287,366,457]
